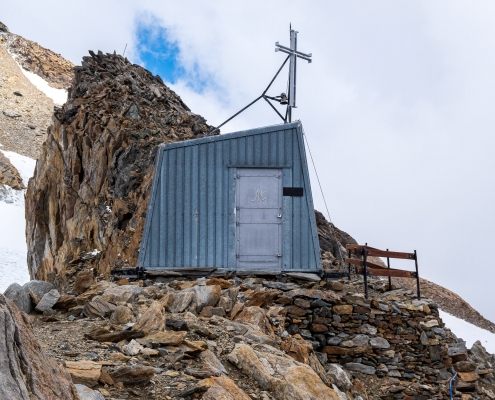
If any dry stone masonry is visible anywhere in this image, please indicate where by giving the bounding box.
[4,268,495,399]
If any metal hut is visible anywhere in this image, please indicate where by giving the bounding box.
[138,121,321,273]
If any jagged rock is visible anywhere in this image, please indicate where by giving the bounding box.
[3,283,32,313]
[206,278,232,289]
[54,294,77,310]
[82,298,116,318]
[74,384,105,400]
[192,285,221,312]
[131,300,165,334]
[281,334,332,387]
[86,326,145,342]
[23,280,55,302]
[165,291,195,313]
[470,340,494,366]
[448,341,469,362]
[166,318,188,331]
[235,306,267,331]
[0,151,25,189]
[99,286,141,304]
[201,376,251,400]
[122,339,143,356]
[326,364,352,392]
[65,360,102,387]
[26,51,214,281]
[228,343,339,400]
[200,349,228,375]
[0,294,79,399]
[109,365,155,384]
[35,288,60,312]
[110,305,135,324]
[73,270,94,294]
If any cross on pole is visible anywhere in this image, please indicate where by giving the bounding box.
[275,28,312,122]
[207,26,312,135]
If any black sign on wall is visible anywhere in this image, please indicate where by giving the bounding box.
[283,187,304,197]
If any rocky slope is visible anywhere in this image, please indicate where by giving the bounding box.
[1,21,73,89]
[0,21,71,159]
[4,269,495,399]
[25,51,215,284]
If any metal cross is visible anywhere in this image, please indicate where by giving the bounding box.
[275,29,312,122]
[207,27,312,135]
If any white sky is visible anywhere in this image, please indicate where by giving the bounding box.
[2,1,495,320]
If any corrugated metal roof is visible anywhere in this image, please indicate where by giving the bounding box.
[138,121,321,272]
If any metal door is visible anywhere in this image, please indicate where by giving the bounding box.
[235,168,282,270]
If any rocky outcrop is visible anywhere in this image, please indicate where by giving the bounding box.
[26,51,214,283]
[0,294,79,399]
[0,150,24,189]
[1,22,74,89]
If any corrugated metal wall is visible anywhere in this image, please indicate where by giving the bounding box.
[138,121,321,271]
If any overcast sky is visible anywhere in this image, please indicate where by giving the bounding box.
[3,1,495,321]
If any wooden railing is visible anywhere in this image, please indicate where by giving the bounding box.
[345,244,420,299]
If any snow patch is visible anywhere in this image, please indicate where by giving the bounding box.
[0,151,36,292]
[16,62,67,105]
[439,309,495,354]
[88,249,100,256]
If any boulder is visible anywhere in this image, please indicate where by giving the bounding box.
[65,360,102,387]
[165,291,194,313]
[202,376,251,400]
[0,294,79,399]
[228,343,339,400]
[192,285,221,312]
[131,300,165,334]
[326,363,352,392]
[200,349,228,375]
[82,298,116,318]
[74,384,105,400]
[22,280,55,301]
[110,305,135,324]
[35,289,60,312]
[73,270,94,294]
[4,283,32,313]
[86,326,145,343]
[99,286,141,304]
[109,365,155,384]
[235,306,267,331]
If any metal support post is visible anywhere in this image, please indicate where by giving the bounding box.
[387,248,392,291]
[363,245,368,299]
[414,250,420,300]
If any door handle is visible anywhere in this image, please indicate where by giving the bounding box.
[277,214,282,218]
